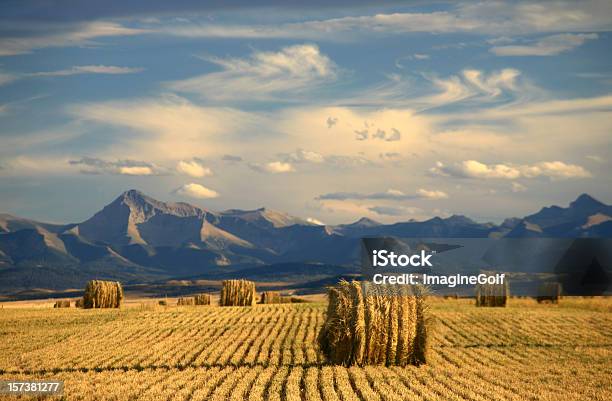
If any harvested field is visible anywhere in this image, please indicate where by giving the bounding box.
[0,297,610,400]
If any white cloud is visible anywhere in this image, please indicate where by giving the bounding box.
[511,182,528,192]
[0,22,146,56]
[30,65,143,77]
[176,160,213,178]
[118,166,153,175]
[491,33,598,56]
[413,53,430,60]
[306,217,325,225]
[359,68,527,110]
[431,160,591,180]
[531,161,592,178]
[280,149,325,164]
[416,188,449,199]
[166,44,337,101]
[159,2,612,39]
[0,72,17,86]
[423,68,522,107]
[0,155,72,176]
[264,161,295,173]
[318,188,448,201]
[586,155,605,163]
[175,183,219,199]
[69,95,263,160]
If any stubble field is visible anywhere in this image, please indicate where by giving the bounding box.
[0,297,610,401]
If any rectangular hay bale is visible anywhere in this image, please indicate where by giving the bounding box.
[194,294,211,305]
[177,297,194,306]
[261,291,282,304]
[219,279,256,306]
[53,300,71,308]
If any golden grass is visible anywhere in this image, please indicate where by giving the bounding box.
[0,297,610,400]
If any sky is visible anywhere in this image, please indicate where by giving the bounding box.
[0,0,611,225]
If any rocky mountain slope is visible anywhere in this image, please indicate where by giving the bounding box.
[1,190,610,292]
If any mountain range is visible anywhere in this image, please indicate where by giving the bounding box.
[1,190,611,294]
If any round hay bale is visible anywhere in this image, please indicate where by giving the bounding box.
[475,281,509,307]
[83,280,124,309]
[318,280,429,366]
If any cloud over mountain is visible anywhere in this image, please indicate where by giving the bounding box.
[174,183,219,199]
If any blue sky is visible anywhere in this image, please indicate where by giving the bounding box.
[1,0,611,224]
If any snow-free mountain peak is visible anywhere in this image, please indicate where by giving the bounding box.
[570,193,606,211]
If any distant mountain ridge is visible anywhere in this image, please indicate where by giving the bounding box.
[1,190,611,293]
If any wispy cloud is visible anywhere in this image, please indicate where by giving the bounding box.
[249,161,295,173]
[68,157,162,175]
[176,160,213,178]
[317,188,448,201]
[416,188,449,199]
[431,160,591,180]
[368,205,423,217]
[0,21,146,56]
[279,149,325,164]
[490,33,598,56]
[166,44,337,101]
[511,182,528,192]
[345,68,528,110]
[158,2,612,40]
[0,72,18,86]
[222,154,243,162]
[29,65,143,77]
[69,95,264,160]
